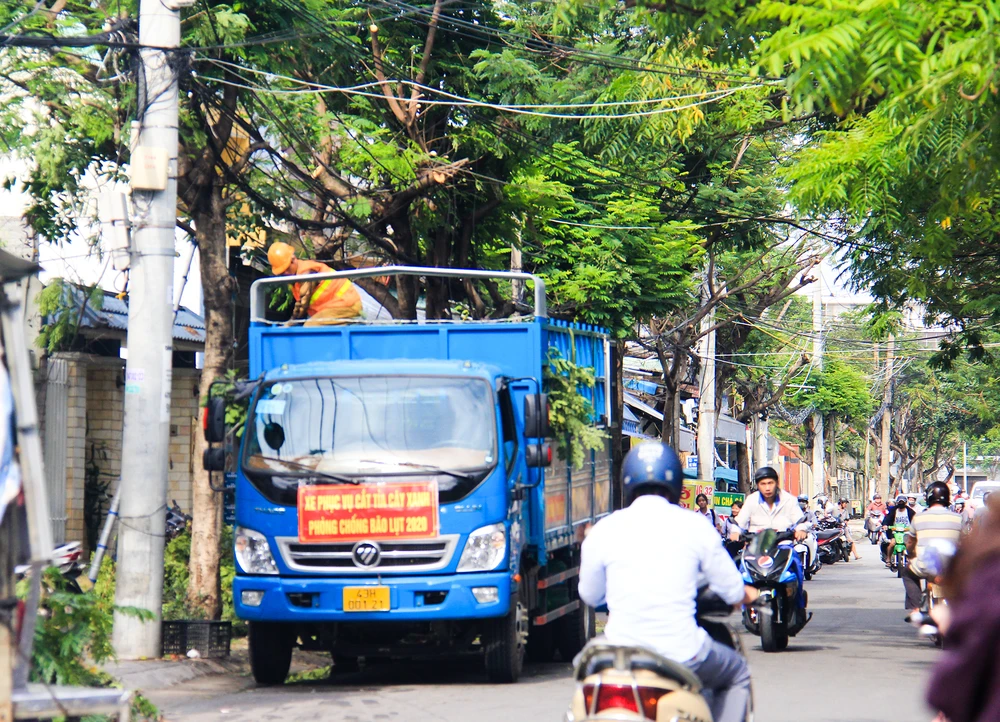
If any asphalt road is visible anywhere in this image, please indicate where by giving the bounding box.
[149,546,940,722]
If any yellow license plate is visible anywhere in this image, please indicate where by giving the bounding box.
[343,586,390,612]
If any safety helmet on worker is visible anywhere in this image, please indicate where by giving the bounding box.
[925,481,950,508]
[754,466,779,484]
[621,442,683,504]
[267,241,296,275]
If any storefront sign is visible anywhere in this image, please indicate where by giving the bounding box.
[678,481,717,510]
[298,481,439,543]
[713,491,746,517]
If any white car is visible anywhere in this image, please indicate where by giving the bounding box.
[969,481,1000,510]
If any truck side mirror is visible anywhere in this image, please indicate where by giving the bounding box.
[523,393,551,438]
[203,447,226,472]
[204,396,226,443]
[526,441,552,468]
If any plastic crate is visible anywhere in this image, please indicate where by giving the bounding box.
[161,620,232,658]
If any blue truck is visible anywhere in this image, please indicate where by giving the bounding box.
[204,267,619,684]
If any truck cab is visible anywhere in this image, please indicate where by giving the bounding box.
[212,267,618,684]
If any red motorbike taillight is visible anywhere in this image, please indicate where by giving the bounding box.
[583,683,667,717]
[637,687,669,718]
[596,684,638,713]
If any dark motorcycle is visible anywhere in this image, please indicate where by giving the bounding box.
[814,519,847,565]
[166,499,192,539]
[740,529,810,652]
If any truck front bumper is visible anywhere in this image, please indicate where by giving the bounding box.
[233,572,513,622]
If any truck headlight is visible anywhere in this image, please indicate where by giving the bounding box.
[457,524,506,572]
[234,526,278,575]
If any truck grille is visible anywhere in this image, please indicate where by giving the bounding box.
[275,535,460,574]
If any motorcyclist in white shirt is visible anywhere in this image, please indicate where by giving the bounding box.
[729,467,811,542]
[579,442,759,722]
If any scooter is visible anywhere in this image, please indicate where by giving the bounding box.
[887,521,909,577]
[906,539,958,648]
[815,519,846,565]
[740,529,810,652]
[866,511,883,544]
[15,541,87,593]
[565,589,753,722]
[165,499,192,539]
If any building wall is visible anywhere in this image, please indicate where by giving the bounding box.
[41,353,200,548]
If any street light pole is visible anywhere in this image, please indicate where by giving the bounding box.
[111,0,180,658]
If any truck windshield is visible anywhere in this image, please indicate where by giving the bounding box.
[241,376,497,502]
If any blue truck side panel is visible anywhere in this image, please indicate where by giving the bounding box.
[250,321,544,382]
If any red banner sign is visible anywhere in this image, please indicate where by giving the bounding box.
[297,481,439,543]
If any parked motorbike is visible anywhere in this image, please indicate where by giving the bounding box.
[15,541,86,593]
[814,520,847,565]
[565,589,752,722]
[740,529,810,652]
[166,499,191,539]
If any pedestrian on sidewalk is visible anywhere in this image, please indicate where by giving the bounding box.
[926,503,1000,722]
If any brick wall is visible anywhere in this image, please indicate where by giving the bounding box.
[63,356,88,545]
[167,369,200,509]
[42,354,200,548]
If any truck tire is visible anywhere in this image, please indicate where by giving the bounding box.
[556,604,595,661]
[482,597,527,683]
[526,621,555,663]
[249,622,295,685]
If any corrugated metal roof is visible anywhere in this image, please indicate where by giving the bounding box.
[60,285,205,344]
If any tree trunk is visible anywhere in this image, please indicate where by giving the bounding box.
[187,187,235,618]
[736,442,752,493]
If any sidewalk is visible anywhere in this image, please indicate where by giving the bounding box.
[104,639,330,697]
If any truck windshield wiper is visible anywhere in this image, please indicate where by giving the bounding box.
[357,458,476,482]
[249,456,360,485]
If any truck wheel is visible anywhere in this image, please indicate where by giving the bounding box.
[556,604,595,661]
[249,622,295,685]
[331,654,360,674]
[526,622,555,663]
[482,597,527,683]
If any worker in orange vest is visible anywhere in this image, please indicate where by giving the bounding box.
[266,242,363,325]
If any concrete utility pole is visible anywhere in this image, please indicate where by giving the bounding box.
[697,286,717,483]
[112,0,180,659]
[879,334,895,500]
[754,414,768,468]
[811,277,824,497]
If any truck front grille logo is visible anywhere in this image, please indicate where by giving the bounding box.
[352,541,381,568]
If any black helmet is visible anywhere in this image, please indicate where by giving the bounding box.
[925,481,950,507]
[621,443,683,504]
[895,495,908,508]
[839,497,849,504]
[754,466,779,484]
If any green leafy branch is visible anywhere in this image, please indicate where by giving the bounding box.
[20,564,159,720]
[36,278,104,354]
[544,349,608,469]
